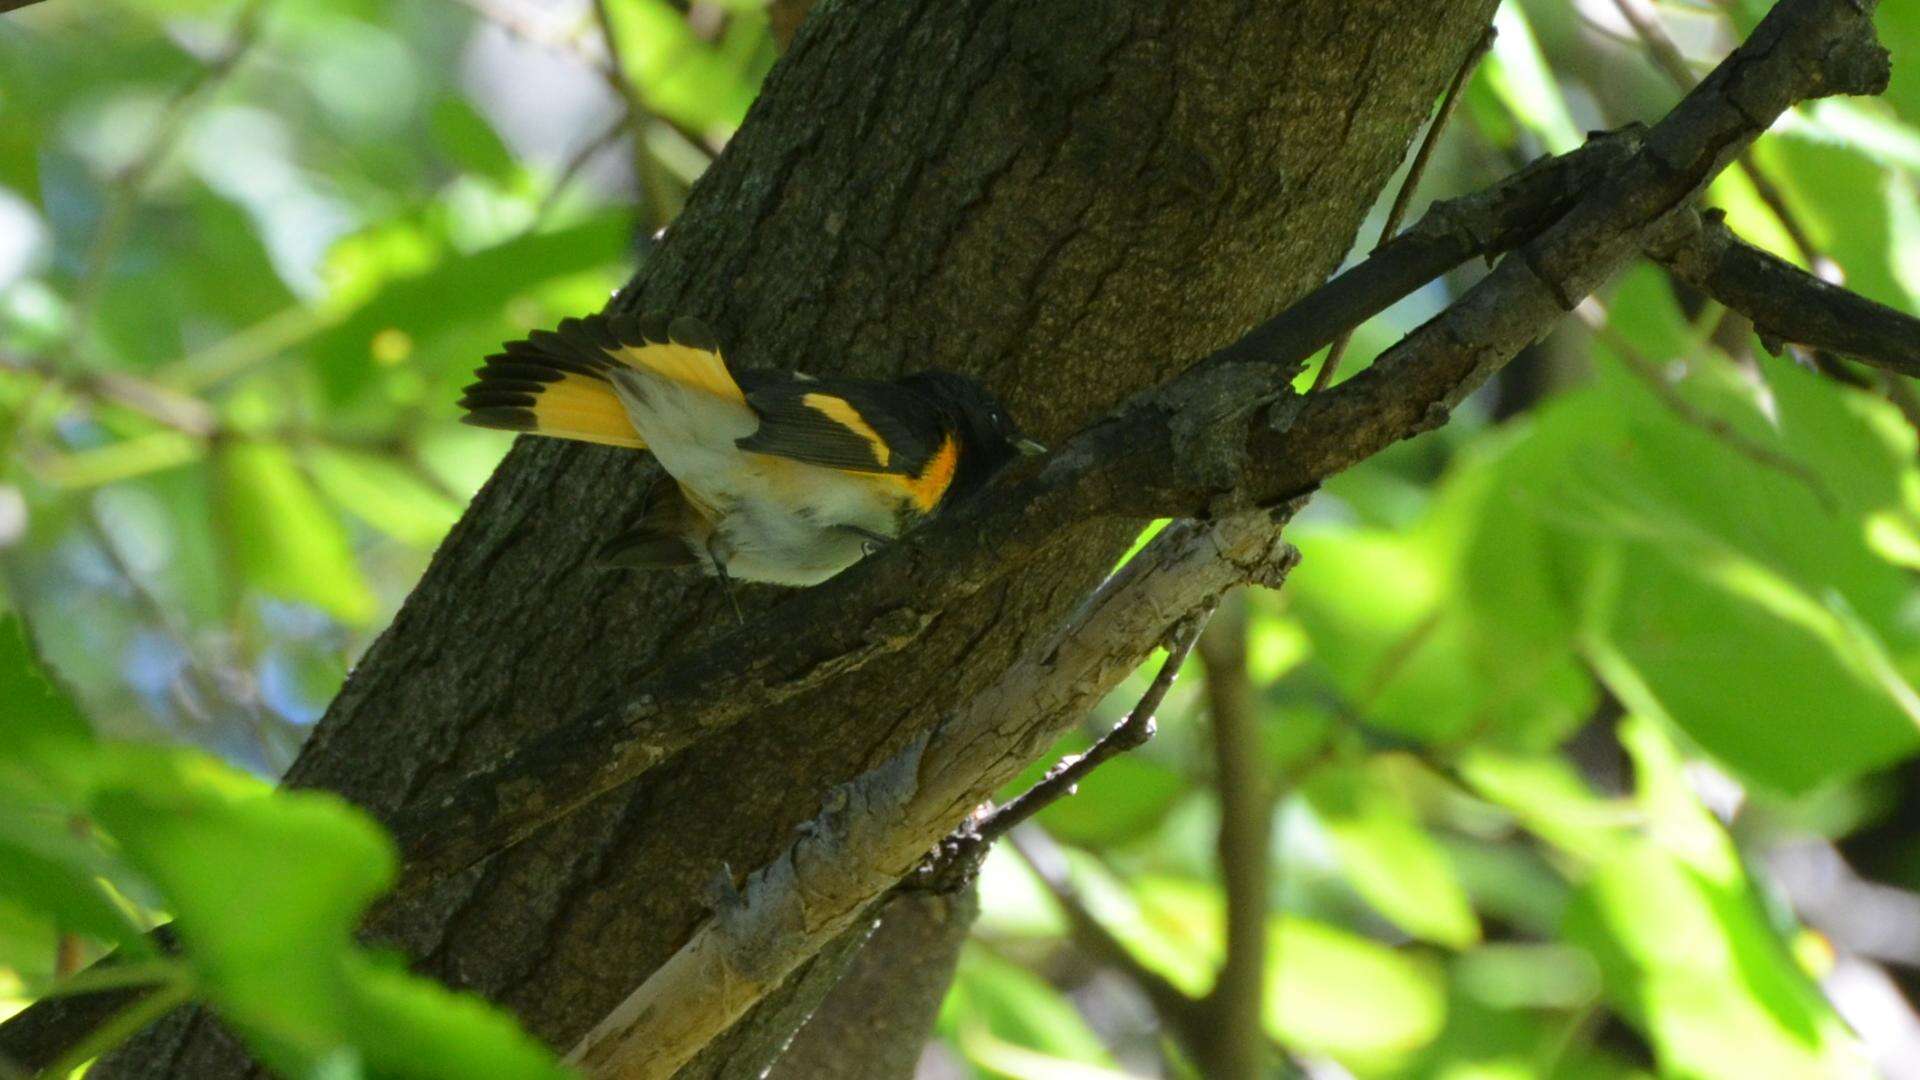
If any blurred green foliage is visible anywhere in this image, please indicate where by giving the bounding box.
[5,0,1920,1077]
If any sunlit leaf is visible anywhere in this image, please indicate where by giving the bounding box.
[944,948,1115,1069]
[1303,760,1481,949]
[1483,4,1582,154]
[1266,916,1447,1067]
[85,746,572,1079]
[306,445,460,549]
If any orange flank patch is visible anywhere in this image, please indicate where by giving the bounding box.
[902,432,959,513]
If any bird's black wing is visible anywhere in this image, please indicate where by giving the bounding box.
[734,372,948,476]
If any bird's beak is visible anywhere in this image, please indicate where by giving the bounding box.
[1016,437,1048,457]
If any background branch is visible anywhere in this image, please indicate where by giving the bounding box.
[378,128,1647,897]
[1197,593,1272,1080]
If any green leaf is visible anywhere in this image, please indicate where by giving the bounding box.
[943,947,1115,1069]
[1750,135,1914,312]
[1564,843,1866,1079]
[429,96,519,182]
[1288,520,1593,747]
[308,213,628,408]
[307,446,461,549]
[0,606,91,754]
[1446,275,1920,792]
[1455,749,1630,864]
[86,745,571,1079]
[1483,4,1582,154]
[0,838,145,955]
[1302,760,1481,949]
[215,441,377,624]
[1266,917,1447,1068]
[600,0,769,133]
[1559,718,1868,1079]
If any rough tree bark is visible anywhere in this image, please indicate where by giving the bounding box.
[92,0,1499,1074]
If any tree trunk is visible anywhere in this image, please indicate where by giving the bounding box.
[94,0,1497,1073]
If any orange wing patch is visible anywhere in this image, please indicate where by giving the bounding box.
[526,373,647,447]
[610,341,745,404]
[801,393,891,467]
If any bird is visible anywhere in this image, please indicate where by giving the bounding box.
[458,312,1045,589]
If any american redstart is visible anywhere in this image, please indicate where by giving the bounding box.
[459,312,1044,588]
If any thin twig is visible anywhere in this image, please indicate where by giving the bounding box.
[63,0,268,365]
[1,352,217,437]
[77,503,291,770]
[54,936,84,981]
[1602,0,1878,399]
[1312,23,1494,392]
[590,0,678,233]
[1644,208,1920,382]
[1197,593,1271,1080]
[768,0,816,51]
[525,111,633,235]
[912,603,1216,892]
[442,0,717,158]
[1,1,264,465]
[1006,828,1213,1045]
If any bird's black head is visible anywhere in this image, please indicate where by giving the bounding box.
[899,371,1045,501]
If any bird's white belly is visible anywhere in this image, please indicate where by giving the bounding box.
[697,463,901,585]
[609,368,902,585]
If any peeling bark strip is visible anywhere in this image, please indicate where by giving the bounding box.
[566,512,1299,1079]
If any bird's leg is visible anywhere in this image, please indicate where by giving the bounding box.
[839,524,892,557]
[706,535,745,625]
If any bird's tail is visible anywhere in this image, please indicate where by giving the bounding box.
[459,313,742,449]
[460,317,646,448]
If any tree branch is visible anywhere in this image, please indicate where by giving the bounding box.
[5,0,1897,1069]
[1607,0,1827,270]
[762,886,978,1080]
[562,511,1301,1079]
[1646,207,1920,379]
